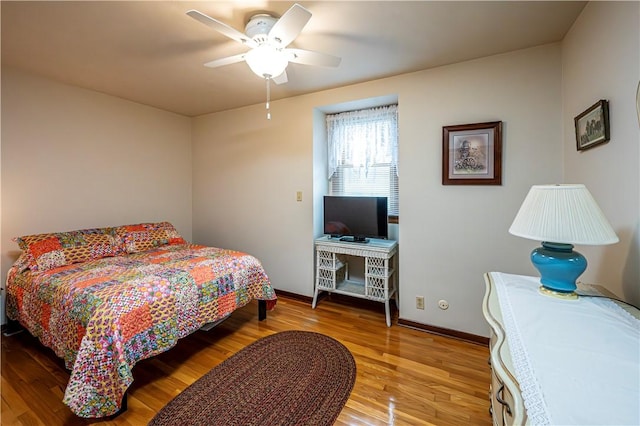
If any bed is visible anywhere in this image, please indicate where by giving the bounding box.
[4,222,277,418]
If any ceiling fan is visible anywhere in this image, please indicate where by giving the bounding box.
[186,3,341,85]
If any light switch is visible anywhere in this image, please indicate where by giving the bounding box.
[296,191,302,202]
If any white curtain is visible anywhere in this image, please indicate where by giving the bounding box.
[326,104,398,179]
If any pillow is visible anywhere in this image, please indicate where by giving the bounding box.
[115,222,186,254]
[14,227,122,272]
[11,252,32,274]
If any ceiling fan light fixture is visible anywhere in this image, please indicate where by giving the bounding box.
[188,4,340,119]
[245,45,288,79]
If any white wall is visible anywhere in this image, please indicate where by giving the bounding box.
[562,1,640,305]
[191,99,317,294]
[397,45,563,336]
[1,67,193,321]
[192,44,563,337]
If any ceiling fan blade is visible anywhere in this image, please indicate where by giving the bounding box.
[285,48,341,68]
[269,3,311,47]
[272,70,288,85]
[187,10,257,48]
[203,53,247,68]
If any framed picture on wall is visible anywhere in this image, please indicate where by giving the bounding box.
[575,99,610,151]
[442,121,502,185]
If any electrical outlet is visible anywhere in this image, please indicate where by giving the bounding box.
[416,296,425,310]
[438,299,449,310]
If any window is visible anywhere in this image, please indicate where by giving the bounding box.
[326,104,399,220]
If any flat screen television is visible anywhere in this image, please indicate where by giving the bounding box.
[323,196,388,242]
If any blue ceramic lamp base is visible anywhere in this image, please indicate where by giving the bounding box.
[531,242,586,300]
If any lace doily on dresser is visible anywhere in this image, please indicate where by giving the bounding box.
[494,274,552,425]
[492,272,640,426]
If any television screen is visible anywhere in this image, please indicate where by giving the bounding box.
[323,196,388,241]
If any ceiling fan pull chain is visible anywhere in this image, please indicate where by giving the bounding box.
[266,76,272,120]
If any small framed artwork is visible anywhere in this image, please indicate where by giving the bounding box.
[442,121,502,185]
[575,99,610,151]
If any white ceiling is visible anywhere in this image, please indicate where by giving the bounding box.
[1,1,586,117]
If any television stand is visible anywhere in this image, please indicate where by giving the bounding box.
[312,236,398,326]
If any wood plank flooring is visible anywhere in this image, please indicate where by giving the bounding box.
[1,295,492,425]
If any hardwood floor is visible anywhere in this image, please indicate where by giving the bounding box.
[1,295,492,425]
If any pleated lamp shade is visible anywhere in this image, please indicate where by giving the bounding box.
[509,184,618,245]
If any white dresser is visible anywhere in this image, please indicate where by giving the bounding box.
[482,272,640,425]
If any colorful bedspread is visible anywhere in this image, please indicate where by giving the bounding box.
[5,244,276,418]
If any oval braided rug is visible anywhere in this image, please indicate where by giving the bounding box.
[149,330,356,426]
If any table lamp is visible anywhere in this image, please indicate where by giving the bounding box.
[509,184,619,299]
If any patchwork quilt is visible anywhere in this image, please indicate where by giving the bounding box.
[5,243,276,418]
